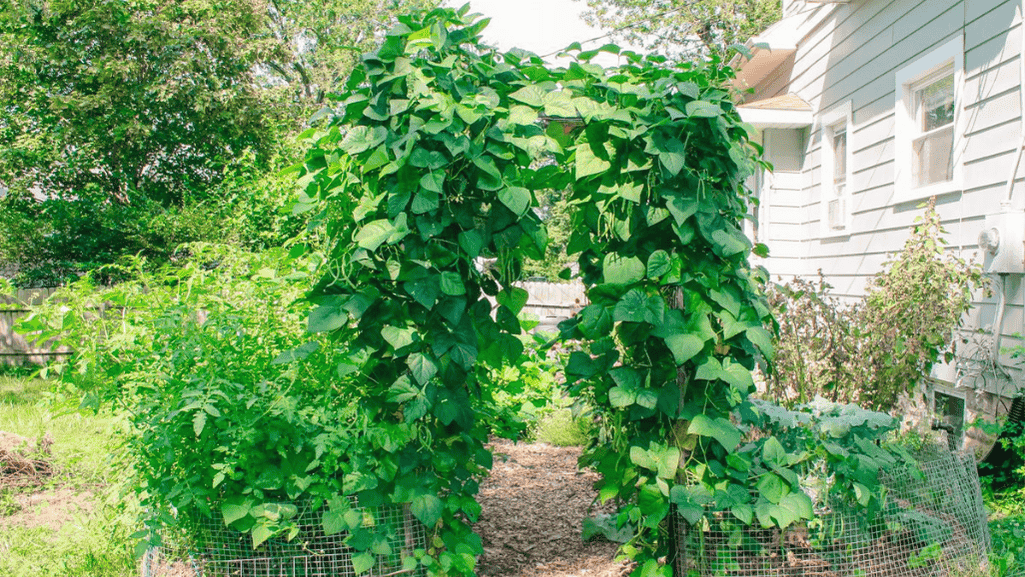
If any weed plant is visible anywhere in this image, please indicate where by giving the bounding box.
[532,408,593,447]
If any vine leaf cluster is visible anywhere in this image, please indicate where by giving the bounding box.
[298,8,919,576]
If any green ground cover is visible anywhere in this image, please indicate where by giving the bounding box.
[0,376,136,577]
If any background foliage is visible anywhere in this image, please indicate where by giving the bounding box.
[0,0,432,285]
[579,0,781,58]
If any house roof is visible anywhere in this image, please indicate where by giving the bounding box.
[733,3,838,92]
[737,93,814,128]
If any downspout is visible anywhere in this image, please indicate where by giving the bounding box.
[991,0,1025,361]
[1005,0,1025,204]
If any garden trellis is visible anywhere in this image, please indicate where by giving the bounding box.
[289,7,995,576]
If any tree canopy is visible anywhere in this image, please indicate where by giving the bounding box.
[578,0,781,58]
[0,0,431,284]
[0,0,277,206]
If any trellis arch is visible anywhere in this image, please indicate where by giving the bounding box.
[296,7,800,576]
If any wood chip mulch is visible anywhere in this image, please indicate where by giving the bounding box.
[475,439,632,577]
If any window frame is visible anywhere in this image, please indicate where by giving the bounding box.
[820,101,853,237]
[894,36,964,203]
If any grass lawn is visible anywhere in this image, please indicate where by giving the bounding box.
[0,375,136,577]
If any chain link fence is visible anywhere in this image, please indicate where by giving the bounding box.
[675,448,990,577]
[141,502,426,577]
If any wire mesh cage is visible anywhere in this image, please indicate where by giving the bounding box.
[141,501,427,577]
[675,449,990,577]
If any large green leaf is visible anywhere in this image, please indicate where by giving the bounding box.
[411,190,439,214]
[411,493,444,526]
[603,254,645,285]
[756,472,787,504]
[665,334,704,365]
[542,89,576,117]
[647,250,671,279]
[473,155,503,190]
[613,289,647,323]
[355,219,395,251]
[508,105,539,125]
[669,486,705,525]
[575,145,611,180]
[308,303,348,333]
[496,287,529,314]
[498,186,531,216]
[688,414,741,450]
[381,325,416,351]
[762,437,788,468]
[341,125,387,155]
[686,100,723,118]
[509,84,546,107]
[352,552,375,575]
[407,353,438,385]
[439,272,465,296]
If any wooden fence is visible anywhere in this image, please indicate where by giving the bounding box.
[1,287,67,365]
[516,280,588,333]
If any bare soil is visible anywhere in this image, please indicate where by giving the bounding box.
[476,439,632,577]
[2,487,96,530]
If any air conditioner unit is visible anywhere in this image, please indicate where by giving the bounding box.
[828,198,846,231]
[978,207,1025,274]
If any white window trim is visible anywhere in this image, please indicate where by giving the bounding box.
[894,35,964,203]
[820,101,853,237]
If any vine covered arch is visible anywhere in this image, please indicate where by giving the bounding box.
[297,7,896,577]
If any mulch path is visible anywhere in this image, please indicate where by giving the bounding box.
[475,439,632,577]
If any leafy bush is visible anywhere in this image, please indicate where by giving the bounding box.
[0,155,306,287]
[768,199,987,410]
[766,274,862,406]
[17,247,402,551]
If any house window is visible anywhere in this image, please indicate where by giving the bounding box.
[820,102,852,235]
[934,390,965,450]
[911,66,955,187]
[895,36,963,201]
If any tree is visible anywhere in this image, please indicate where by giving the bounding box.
[0,0,430,283]
[0,0,280,207]
[578,0,781,58]
[261,0,437,107]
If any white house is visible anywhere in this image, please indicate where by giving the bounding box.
[734,0,1025,451]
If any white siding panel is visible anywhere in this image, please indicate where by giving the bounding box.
[963,56,1021,107]
[852,114,895,149]
[829,6,965,108]
[851,160,894,191]
[965,25,1019,73]
[963,88,1021,135]
[964,150,1018,191]
[893,0,963,43]
[966,0,1018,25]
[964,120,1020,163]
[851,138,894,175]
[771,205,805,224]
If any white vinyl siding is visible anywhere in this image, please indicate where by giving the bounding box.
[745,0,1023,344]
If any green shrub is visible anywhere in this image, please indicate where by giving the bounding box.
[17,247,402,550]
[768,199,987,410]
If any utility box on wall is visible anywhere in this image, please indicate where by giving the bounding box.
[978,207,1025,274]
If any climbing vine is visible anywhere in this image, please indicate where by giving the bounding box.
[299,8,916,576]
[298,8,556,575]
